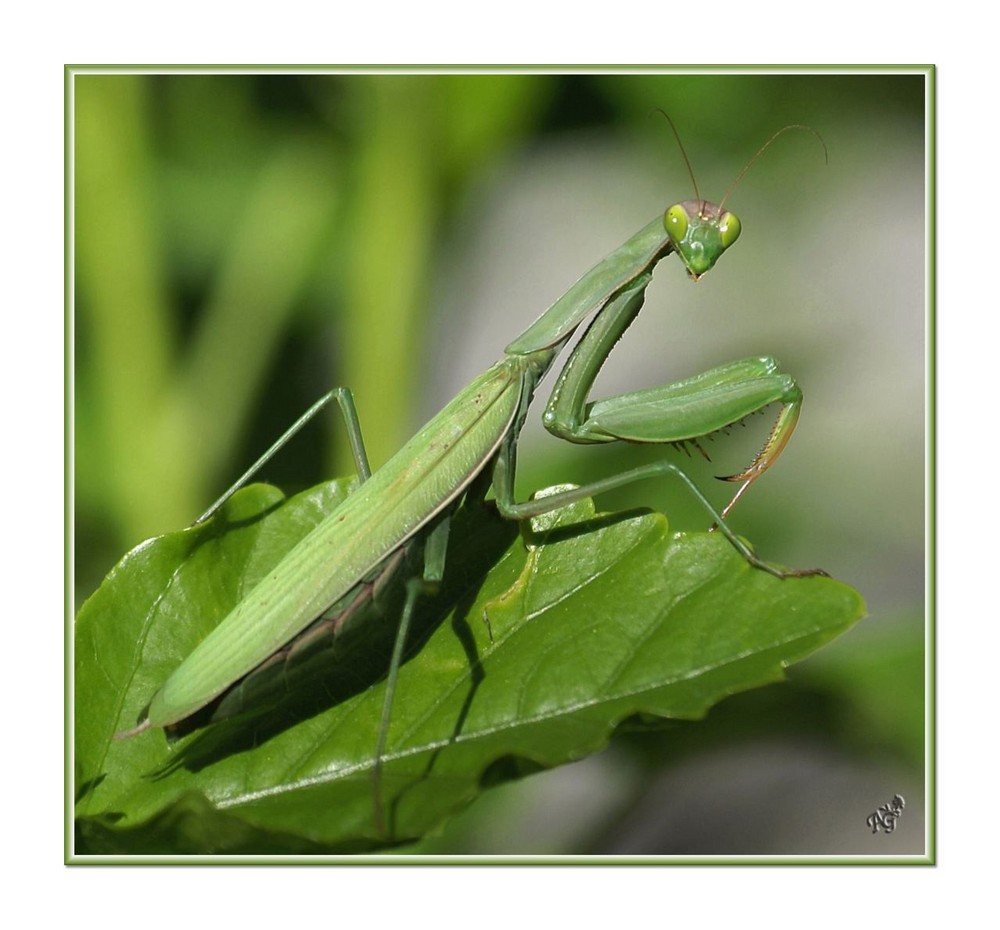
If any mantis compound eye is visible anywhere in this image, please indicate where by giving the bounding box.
[663,203,688,244]
[719,211,741,249]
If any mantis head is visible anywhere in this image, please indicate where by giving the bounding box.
[664,199,741,280]
[654,111,826,281]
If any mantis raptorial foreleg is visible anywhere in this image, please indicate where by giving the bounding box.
[537,265,806,523]
[491,256,815,578]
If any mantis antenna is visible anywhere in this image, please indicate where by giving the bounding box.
[718,124,828,212]
[651,109,827,214]
[650,108,703,205]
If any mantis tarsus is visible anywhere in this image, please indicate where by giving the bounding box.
[116,120,828,834]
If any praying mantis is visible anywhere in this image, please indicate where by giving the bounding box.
[115,119,827,834]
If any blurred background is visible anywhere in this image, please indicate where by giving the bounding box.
[72,70,927,855]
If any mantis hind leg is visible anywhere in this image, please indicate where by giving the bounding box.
[195,387,372,525]
[372,512,452,838]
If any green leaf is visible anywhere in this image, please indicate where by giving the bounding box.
[74,480,865,855]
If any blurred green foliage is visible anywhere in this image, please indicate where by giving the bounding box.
[73,70,928,855]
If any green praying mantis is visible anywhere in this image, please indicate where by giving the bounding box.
[115,118,827,833]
